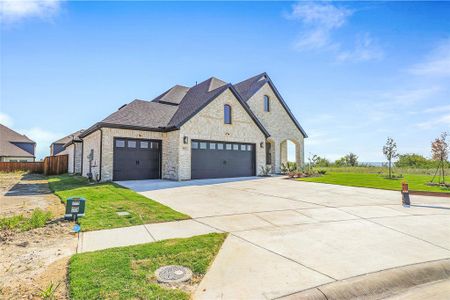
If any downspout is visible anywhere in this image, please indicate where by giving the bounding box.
[80,141,84,176]
[98,128,103,181]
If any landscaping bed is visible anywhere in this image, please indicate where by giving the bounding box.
[297,172,450,194]
[69,233,227,299]
[48,175,190,231]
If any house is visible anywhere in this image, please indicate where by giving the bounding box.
[0,124,36,162]
[50,130,84,174]
[79,73,307,181]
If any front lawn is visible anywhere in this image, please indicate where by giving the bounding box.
[48,175,189,231]
[298,172,450,193]
[69,233,227,299]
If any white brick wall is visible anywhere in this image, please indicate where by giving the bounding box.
[179,88,267,180]
[81,130,101,180]
[247,82,305,172]
[100,128,179,181]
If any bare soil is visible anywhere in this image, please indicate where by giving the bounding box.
[0,173,77,299]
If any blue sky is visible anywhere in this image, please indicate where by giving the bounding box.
[1,1,449,161]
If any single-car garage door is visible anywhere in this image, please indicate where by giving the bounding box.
[191,140,255,179]
[113,138,161,181]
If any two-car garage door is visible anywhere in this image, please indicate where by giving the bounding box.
[191,140,256,179]
[113,138,255,181]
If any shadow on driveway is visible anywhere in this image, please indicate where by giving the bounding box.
[116,176,265,192]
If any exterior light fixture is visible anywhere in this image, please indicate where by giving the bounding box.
[260,142,264,148]
[183,136,189,144]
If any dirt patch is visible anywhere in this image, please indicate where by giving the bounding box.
[0,221,77,299]
[0,173,64,218]
[0,172,77,299]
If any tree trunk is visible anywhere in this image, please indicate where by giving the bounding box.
[389,160,392,179]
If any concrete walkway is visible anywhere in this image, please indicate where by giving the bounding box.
[83,177,450,299]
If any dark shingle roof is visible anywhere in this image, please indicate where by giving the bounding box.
[53,129,85,145]
[0,124,35,157]
[101,100,178,129]
[80,73,306,138]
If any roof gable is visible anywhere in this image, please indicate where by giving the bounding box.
[0,124,35,157]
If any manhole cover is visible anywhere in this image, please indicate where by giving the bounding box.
[116,211,130,216]
[155,265,192,283]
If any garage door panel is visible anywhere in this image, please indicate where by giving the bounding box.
[191,140,255,179]
[113,138,161,181]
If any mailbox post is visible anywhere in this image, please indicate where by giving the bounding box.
[401,182,410,206]
[65,197,86,221]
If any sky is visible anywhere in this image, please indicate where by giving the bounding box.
[1,1,449,161]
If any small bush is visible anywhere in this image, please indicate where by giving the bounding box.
[317,169,327,175]
[260,165,272,176]
[0,209,51,231]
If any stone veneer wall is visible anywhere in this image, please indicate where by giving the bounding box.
[99,128,180,181]
[247,82,305,172]
[178,88,267,180]
[66,144,75,173]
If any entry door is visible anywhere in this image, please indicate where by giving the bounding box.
[113,138,161,180]
[191,140,255,179]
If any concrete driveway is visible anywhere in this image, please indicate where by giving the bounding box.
[118,177,450,299]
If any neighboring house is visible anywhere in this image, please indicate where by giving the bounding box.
[51,130,84,174]
[79,73,307,181]
[0,124,36,162]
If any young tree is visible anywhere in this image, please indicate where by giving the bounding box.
[431,132,449,184]
[383,137,398,179]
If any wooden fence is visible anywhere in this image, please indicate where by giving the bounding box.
[0,161,44,173]
[0,154,68,175]
[43,155,68,175]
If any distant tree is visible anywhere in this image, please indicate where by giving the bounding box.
[335,153,358,167]
[383,137,398,179]
[395,154,434,169]
[345,153,358,166]
[431,132,449,184]
[315,156,331,167]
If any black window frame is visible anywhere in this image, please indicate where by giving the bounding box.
[224,104,232,124]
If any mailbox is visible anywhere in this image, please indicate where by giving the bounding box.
[65,197,86,220]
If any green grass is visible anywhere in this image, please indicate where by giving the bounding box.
[48,175,189,231]
[298,172,450,193]
[315,166,449,176]
[0,209,52,231]
[69,233,227,300]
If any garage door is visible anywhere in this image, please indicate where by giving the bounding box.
[113,138,161,181]
[191,140,255,179]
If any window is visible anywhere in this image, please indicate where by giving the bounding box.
[140,141,149,149]
[217,143,224,150]
[224,104,232,124]
[128,140,136,148]
[233,144,239,150]
[210,143,216,150]
[200,142,207,149]
[240,144,246,151]
[266,142,272,165]
[226,144,232,150]
[116,140,125,148]
[192,142,199,149]
[264,95,270,112]
[247,145,252,151]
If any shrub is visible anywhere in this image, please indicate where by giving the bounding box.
[260,165,271,177]
[317,169,327,175]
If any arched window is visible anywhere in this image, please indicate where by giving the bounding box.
[224,104,232,124]
[264,95,270,112]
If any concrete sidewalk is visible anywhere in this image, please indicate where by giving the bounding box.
[78,219,221,252]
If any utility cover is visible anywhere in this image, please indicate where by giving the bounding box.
[155,265,192,283]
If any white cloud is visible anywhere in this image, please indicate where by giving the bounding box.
[383,86,442,105]
[18,127,63,159]
[409,39,450,77]
[287,2,383,63]
[337,33,384,62]
[0,0,61,24]
[424,105,450,114]
[0,112,14,127]
[417,113,450,129]
[287,2,352,51]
